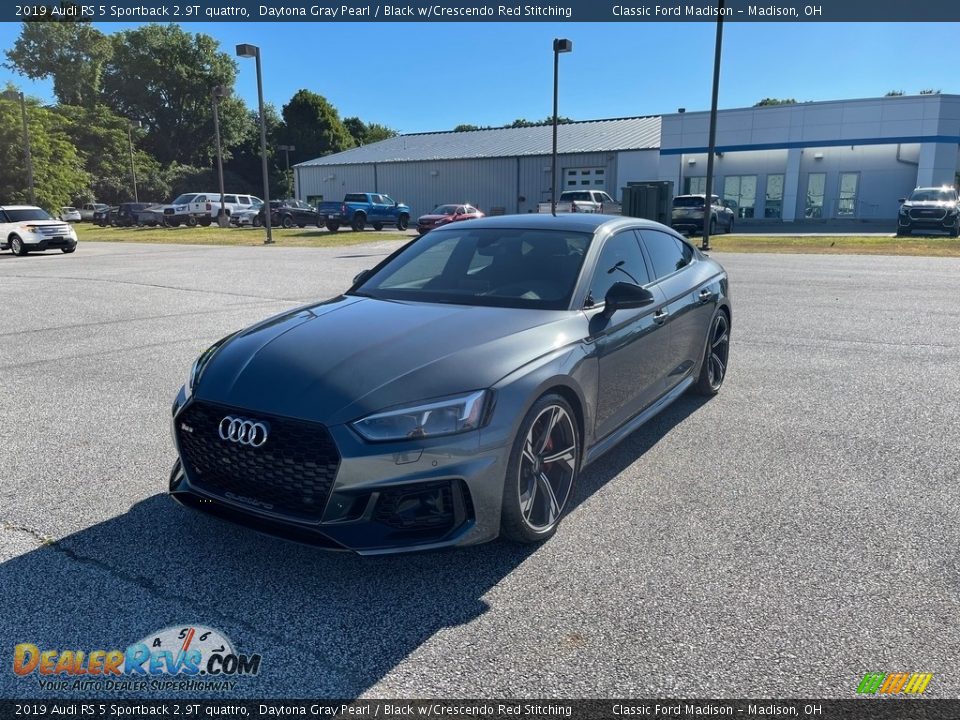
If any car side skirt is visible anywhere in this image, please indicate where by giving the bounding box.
[582,375,694,468]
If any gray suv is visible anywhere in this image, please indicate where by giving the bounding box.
[897,186,960,237]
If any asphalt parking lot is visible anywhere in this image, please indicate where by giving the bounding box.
[1,241,958,699]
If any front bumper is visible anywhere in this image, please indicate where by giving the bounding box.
[168,392,507,555]
[898,213,958,231]
[23,236,77,251]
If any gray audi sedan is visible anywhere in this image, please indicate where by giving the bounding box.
[169,214,730,554]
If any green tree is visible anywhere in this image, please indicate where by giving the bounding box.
[754,98,797,107]
[279,89,355,166]
[0,91,90,210]
[509,116,572,127]
[919,89,940,95]
[344,116,398,146]
[885,90,905,96]
[101,24,247,167]
[454,123,483,132]
[5,16,112,107]
[225,104,287,198]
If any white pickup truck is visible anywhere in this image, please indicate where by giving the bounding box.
[538,190,621,215]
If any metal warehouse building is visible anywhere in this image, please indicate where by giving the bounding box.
[295,93,960,223]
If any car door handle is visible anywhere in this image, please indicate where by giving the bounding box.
[653,308,669,325]
[699,289,714,303]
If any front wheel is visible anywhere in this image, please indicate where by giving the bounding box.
[726,216,734,233]
[252,216,262,228]
[694,309,730,396]
[62,246,76,254]
[396,214,409,231]
[281,215,294,229]
[351,214,366,232]
[186,216,198,228]
[500,394,581,544]
[10,235,27,256]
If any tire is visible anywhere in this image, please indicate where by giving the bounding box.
[693,308,730,396]
[500,393,581,544]
[253,216,262,228]
[297,224,305,229]
[951,222,959,238]
[281,215,294,229]
[9,235,27,256]
[200,219,212,227]
[351,213,366,232]
[709,217,716,235]
[396,214,409,231]
[186,216,198,228]
[726,217,734,234]
[896,226,910,237]
[61,246,76,254]
[326,222,340,232]
[168,221,180,228]
[372,223,383,231]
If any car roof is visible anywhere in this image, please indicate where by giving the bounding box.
[0,205,43,211]
[447,212,670,234]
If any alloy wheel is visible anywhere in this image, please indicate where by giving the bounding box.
[518,405,578,532]
[707,312,730,390]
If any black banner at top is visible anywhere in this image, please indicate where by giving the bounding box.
[6,0,960,23]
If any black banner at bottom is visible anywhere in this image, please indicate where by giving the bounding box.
[1,700,959,720]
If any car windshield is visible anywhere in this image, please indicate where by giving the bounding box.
[909,188,957,202]
[171,194,198,205]
[562,192,593,201]
[6,208,53,221]
[431,205,459,215]
[673,197,705,208]
[353,227,591,310]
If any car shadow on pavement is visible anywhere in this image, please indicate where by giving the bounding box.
[0,393,711,699]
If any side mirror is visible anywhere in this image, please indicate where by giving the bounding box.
[352,269,371,285]
[898,198,906,203]
[394,201,399,207]
[603,282,655,316]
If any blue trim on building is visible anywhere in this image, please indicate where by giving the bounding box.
[660,135,960,155]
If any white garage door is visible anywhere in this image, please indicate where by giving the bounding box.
[565,167,606,190]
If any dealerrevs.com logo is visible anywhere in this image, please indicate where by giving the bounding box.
[13,625,262,692]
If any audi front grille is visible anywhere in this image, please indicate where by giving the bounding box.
[909,208,947,221]
[175,401,341,521]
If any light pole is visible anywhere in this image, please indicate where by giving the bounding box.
[277,144,295,197]
[701,0,725,251]
[551,38,572,217]
[236,43,273,244]
[127,120,140,202]
[211,84,231,227]
[3,89,35,205]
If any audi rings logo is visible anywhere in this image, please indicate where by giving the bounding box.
[218,416,269,447]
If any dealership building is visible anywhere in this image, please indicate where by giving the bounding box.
[294,93,960,223]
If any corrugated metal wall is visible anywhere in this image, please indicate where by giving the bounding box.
[295,151,628,219]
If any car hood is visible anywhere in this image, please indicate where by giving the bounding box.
[195,296,584,426]
[418,214,453,222]
[903,200,957,209]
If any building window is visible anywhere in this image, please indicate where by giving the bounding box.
[565,167,605,189]
[765,175,784,218]
[837,172,859,217]
[723,175,757,218]
[684,176,707,194]
[805,173,826,219]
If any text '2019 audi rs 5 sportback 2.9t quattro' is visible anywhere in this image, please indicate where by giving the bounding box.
[170,214,731,554]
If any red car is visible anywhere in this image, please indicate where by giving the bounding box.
[416,204,484,234]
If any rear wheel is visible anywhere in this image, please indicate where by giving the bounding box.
[10,235,27,256]
[351,213,366,232]
[326,222,340,232]
[500,394,581,544]
[694,309,730,396]
[396,213,410,231]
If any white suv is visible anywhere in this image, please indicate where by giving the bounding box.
[1,205,79,255]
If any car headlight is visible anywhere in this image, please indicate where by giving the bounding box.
[184,333,235,399]
[351,390,489,442]
[899,206,909,215]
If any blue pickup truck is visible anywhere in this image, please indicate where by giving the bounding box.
[318,192,411,232]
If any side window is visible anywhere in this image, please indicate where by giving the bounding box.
[223,195,238,204]
[587,230,651,307]
[0,210,9,223]
[194,195,206,203]
[641,230,694,280]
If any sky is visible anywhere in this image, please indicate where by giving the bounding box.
[0,21,957,135]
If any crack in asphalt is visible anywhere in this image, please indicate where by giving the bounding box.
[6,336,228,369]
[0,300,292,339]
[0,273,314,303]
[0,515,351,688]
